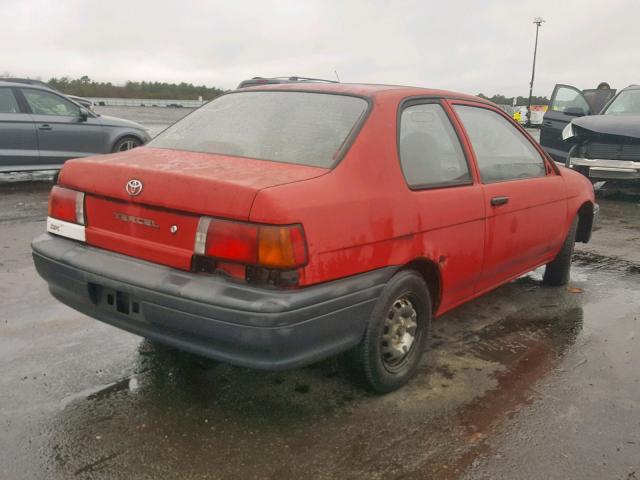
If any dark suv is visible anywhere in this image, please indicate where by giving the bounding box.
[541,83,640,184]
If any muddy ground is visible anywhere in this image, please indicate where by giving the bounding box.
[1,113,639,479]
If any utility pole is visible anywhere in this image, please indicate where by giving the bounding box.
[526,17,545,127]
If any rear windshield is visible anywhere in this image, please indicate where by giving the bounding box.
[149,91,368,168]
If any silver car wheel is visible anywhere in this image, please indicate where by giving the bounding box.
[381,296,418,367]
[118,139,139,151]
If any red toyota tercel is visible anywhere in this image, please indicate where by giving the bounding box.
[32,84,597,392]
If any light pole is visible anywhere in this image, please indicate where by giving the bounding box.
[526,17,545,127]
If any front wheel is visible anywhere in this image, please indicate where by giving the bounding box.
[112,136,142,153]
[345,270,431,393]
[543,217,578,286]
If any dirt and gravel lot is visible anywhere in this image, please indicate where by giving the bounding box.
[1,111,638,479]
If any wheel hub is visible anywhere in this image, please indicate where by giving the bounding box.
[381,296,418,366]
[119,139,138,151]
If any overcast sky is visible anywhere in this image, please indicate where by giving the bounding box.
[1,0,639,97]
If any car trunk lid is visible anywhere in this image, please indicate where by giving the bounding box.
[59,147,328,270]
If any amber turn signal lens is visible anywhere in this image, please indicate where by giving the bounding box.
[258,225,307,269]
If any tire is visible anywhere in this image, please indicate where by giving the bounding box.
[345,270,431,393]
[112,136,142,153]
[543,217,578,286]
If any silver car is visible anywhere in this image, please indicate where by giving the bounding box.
[0,81,151,172]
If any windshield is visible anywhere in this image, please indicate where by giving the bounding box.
[603,89,640,115]
[149,91,368,168]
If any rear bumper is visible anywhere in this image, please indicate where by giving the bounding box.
[32,234,393,370]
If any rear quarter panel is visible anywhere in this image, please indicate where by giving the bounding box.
[249,92,486,314]
[559,165,596,221]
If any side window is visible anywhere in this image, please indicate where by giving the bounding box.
[550,86,590,114]
[399,103,471,189]
[22,89,80,116]
[0,88,20,113]
[454,105,546,183]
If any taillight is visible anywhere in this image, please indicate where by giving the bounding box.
[46,186,86,242]
[194,217,307,269]
[258,225,307,269]
[48,186,85,225]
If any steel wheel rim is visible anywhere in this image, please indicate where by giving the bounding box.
[380,294,419,370]
[118,139,138,151]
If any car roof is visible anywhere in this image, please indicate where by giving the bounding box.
[621,84,640,91]
[0,80,52,90]
[236,82,493,104]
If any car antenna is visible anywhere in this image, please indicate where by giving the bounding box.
[334,70,340,82]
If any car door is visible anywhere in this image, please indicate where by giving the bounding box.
[0,87,39,171]
[17,87,108,166]
[397,100,485,311]
[451,102,567,293]
[540,84,591,163]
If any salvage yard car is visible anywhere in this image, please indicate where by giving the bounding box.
[562,85,640,185]
[540,83,617,162]
[0,80,151,172]
[32,83,597,393]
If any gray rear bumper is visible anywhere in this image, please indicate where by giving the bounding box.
[32,234,393,370]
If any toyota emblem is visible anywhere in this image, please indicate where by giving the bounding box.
[126,179,143,196]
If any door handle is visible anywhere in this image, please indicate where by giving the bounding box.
[491,196,509,206]
[38,124,52,131]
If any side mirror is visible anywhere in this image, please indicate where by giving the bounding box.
[564,106,588,117]
[78,108,89,121]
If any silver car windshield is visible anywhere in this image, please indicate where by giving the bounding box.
[149,91,368,168]
[603,90,640,115]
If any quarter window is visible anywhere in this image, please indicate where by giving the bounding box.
[399,103,471,188]
[22,89,80,116]
[0,88,20,113]
[454,105,546,183]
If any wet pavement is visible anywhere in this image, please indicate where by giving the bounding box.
[1,116,639,479]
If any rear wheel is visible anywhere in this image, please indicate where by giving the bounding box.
[112,136,142,153]
[345,270,431,393]
[543,218,578,286]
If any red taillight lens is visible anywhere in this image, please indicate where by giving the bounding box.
[205,219,259,264]
[48,186,85,225]
[194,217,308,269]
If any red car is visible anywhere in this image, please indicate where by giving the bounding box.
[32,83,597,392]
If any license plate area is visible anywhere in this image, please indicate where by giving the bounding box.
[88,283,142,317]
